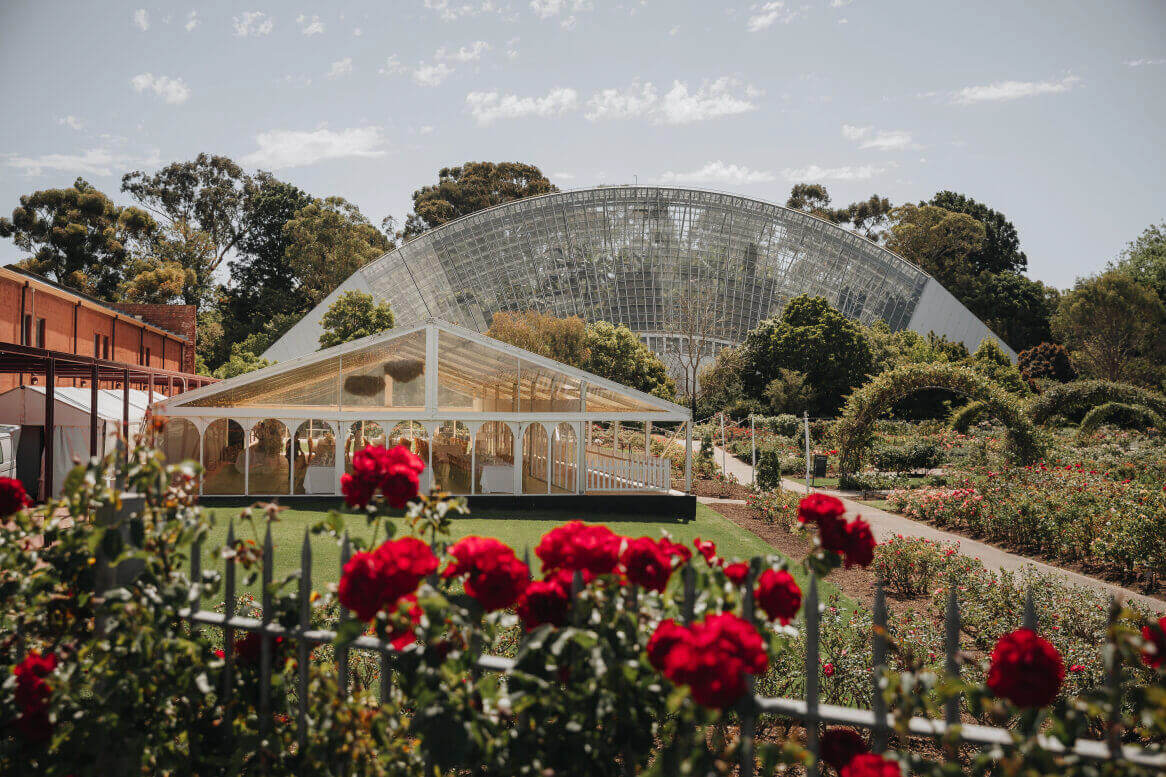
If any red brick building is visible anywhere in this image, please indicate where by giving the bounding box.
[0,266,199,393]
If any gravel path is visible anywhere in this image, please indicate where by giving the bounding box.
[701,442,1165,613]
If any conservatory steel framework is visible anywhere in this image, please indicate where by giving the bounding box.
[154,320,692,499]
[264,186,1015,384]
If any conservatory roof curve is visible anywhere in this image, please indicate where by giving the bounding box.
[156,319,689,420]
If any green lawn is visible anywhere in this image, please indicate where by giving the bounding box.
[195,500,845,605]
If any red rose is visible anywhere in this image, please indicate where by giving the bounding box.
[798,493,845,526]
[843,517,876,568]
[535,521,623,575]
[647,618,688,670]
[986,628,1065,708]
[841,753,901,777]
[444,536,530,611]
[386,595,423,650]
[232,631,287,665]
[13,651,56,743]
[755,568,801,625]
[341,473,376,508]
[656,613,767,709]
[821,727,869,772]
[621,537,674,592]
[343,444,425,509]
[338,551,385,621]
[692,537,719,566]
[723,562,749,585]
[823,662,835,677]
[1142,616,1166,669]
[0,477,31,516]
[516,573,571,630]
[658,537,692,563]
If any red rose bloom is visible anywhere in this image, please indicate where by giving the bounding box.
[621,537,674,592]
[655,613,768,709]
[1141,616,1166,669]
[843,517,876,568]
[341,473,376,509]
[658,537,692,563]
[840,753,901,777]
[755,568,801,625]
[337,551,385,621]
[692,537,719,566]
[13,650,56,743]
[444,536,530,611]
[386,595,423,650]
[821,727,869,773]
[986,628,1065,708]
[516,573,571,630]
[343,444,425,508]
[232,631,287,665]
[0,476,32,516]
[535,521,623,575]
[338,537,437,621]
[647,618,688,670]
[823,662,835,677]
[723,562,750,585]
[798,494,849,553]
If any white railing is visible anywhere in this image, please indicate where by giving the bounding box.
[584,447,670,492]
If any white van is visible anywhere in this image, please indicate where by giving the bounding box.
[0,425,19,480]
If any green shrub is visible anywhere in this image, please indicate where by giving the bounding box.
[872,536,956,597]
[765,413,801,437]
[950,400,990,434]
[756,445,805,488]
[1078,401,1163,436]
[1028,379,1166,425]
[870,440,942,472]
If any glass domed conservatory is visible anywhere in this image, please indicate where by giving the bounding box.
[264,186,1013,386]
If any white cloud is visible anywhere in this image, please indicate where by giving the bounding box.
[130,73,191,105]
[658,78,758,124]
[1125,58,1165,67]
[424,0,501,21]
[830,0,853,6]
[413,62,454,86]
[585,81,658,120]
[379,55,407,76]
[436,41,490,63]
[841,124,916,150]
[418,125,435,135]
[747,2,799,31]
[297,14,325,36]
[659,161,775,185]
[585,78,759,124]
[133,9,149,31]
[185,10,199,31]
[952,75,1080,104]
[58,115,84,130]
[553,171,574,180]
[3,147,160,177]
[242,126,388,168]
[233,11,274,37]
[328,58,353,78]
[530,0,591,19]
[781,164,884,181]
[506,37,520,61]
[465,87,579,125]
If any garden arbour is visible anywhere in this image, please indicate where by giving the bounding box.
[1027,379,1166,433]
[834,363,1042,476]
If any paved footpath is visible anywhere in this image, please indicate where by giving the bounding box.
[700,443,1165,613]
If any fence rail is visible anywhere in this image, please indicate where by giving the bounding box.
[173,525,1166,774]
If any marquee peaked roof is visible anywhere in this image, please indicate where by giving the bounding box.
[157,319,689,420]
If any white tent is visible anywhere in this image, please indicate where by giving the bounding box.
[0,386,151,494]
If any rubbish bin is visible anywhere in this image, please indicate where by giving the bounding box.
[812,454,828,479]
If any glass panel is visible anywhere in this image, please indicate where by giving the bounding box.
[202,419,245,495]
[585,384,667,413]
[438,332,519,412]
[186,357,341,409]
[247,420,291,495]
[473,421,514,494]
[339,329,428,410]
[344,421,386,474]
[432,421,471,494]
[551,422,577,493]
[518,360,582,412]
[159,419,200,486]
[522,422,549,494]
[293,420,336,495]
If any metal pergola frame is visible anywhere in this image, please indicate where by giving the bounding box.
[0,342,214,496]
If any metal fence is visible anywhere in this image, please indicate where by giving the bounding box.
[175,523,1166,775]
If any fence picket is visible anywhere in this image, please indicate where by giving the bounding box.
[805,573,820,777]
[945,590,961,726]
[1023,589,1037,631]
[681,564,695,624]
[259,524,274,740]
[297,529,311,750]
[871,580,888,753]
[1106,596,1122,760]
[338,533,352,695]
[738,558,761,777]
[223,520,236,705]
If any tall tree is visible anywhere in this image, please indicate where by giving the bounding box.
[318,291,395,348]
[401,162,557,238]
[740,295,873,415]
[1052,270,1166,384]
[121,153,257,276]
[283,197,391,308]
[928,191,1027,274]
[884,204,986,287]
[785,183,834,218]
[1109,221,1166,302]
[0,178,156,299]
[582,321,676,401]
[120,219,218,306]
[786,184,894,239]
[962,271,1058,352]
[485,311,589,366]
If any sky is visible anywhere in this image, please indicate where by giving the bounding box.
[0,0,1163,290]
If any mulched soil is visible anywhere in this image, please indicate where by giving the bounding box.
[677,476,754,500]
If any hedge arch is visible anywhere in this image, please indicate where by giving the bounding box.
[949,400,990,434]
[1027,379,1166,426]
[835,363,1042,475]
[1077,402,1163,437]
